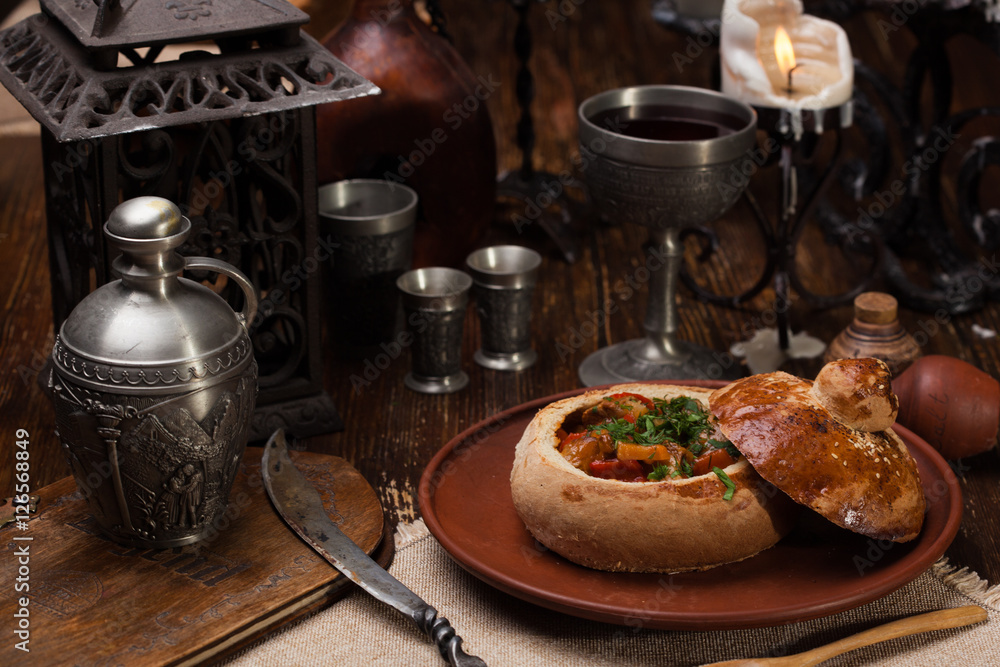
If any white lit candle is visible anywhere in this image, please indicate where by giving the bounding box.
[720,0,853,111]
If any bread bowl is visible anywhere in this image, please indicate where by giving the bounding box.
[510,383,797,573]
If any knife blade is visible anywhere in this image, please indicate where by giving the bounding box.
[261,430,486,667]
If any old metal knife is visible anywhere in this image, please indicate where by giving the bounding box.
[261,430,487,667]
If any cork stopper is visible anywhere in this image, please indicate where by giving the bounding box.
[854,292,897,325]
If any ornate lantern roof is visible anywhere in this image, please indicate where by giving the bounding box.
[0,0,379,141]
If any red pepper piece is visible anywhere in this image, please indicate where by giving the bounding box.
[608,392,655,410]
[589,458,647,482]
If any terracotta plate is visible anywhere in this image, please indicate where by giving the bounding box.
[418,382,963,630]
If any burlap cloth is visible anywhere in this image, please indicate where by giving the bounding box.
[225,520,1000,666]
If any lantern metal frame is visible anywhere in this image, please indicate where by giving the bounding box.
[0,0,380,440]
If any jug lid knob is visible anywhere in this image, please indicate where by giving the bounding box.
[106,197,184,240]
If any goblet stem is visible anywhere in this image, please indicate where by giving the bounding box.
[577,223,741,384]
[575,85,756,385]
[637,226,685,363]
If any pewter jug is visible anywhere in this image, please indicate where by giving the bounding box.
[48,197,259,548]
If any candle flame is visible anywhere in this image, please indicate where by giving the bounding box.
[774,25,796,77]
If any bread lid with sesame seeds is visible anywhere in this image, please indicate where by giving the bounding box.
[708,363,926,543]
[811,358,900,432]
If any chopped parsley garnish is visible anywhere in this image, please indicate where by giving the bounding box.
[592,396,717,447]
[713,466,736,501]
[650,396,715,443]
[587,416,668,447]
[566,393,742,484]
[708,438,742,459]
[647,464,672,481]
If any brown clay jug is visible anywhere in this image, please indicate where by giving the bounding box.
[893,355,999,460]
[317,0,498,268]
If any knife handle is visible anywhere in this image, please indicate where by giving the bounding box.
[415,605,488,667]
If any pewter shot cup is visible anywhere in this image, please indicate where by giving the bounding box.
[466,245,542,371]
[319,179,417,350]
[397,267,473,394]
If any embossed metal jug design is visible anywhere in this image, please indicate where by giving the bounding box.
[48,197,259,548]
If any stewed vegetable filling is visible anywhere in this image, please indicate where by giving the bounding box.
[557,393,742,487]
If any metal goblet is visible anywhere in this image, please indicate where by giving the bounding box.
[577,85,758,384]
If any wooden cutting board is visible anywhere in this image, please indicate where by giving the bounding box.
[0,447,393,666]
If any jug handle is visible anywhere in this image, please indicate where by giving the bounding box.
[184,257,259,330]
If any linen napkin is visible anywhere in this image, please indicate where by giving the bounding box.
[224,520,1000,666]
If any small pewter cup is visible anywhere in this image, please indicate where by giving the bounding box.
[466,245,541,371]
[319,179,418,349]
[397,267,473,394]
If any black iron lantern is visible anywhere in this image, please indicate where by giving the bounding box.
[0,0,379,439]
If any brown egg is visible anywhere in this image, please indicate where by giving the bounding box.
[892,355,1000,460]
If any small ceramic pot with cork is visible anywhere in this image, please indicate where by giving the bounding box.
[824,292,922,376]
[826,292,998,459]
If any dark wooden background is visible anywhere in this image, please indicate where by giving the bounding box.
[2,0,999,588]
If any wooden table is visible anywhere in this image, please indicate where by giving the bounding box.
[2,0,999,611]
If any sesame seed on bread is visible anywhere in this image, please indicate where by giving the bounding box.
[709,364,925,543]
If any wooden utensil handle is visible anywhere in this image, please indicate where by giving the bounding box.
[799,606,988,666]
